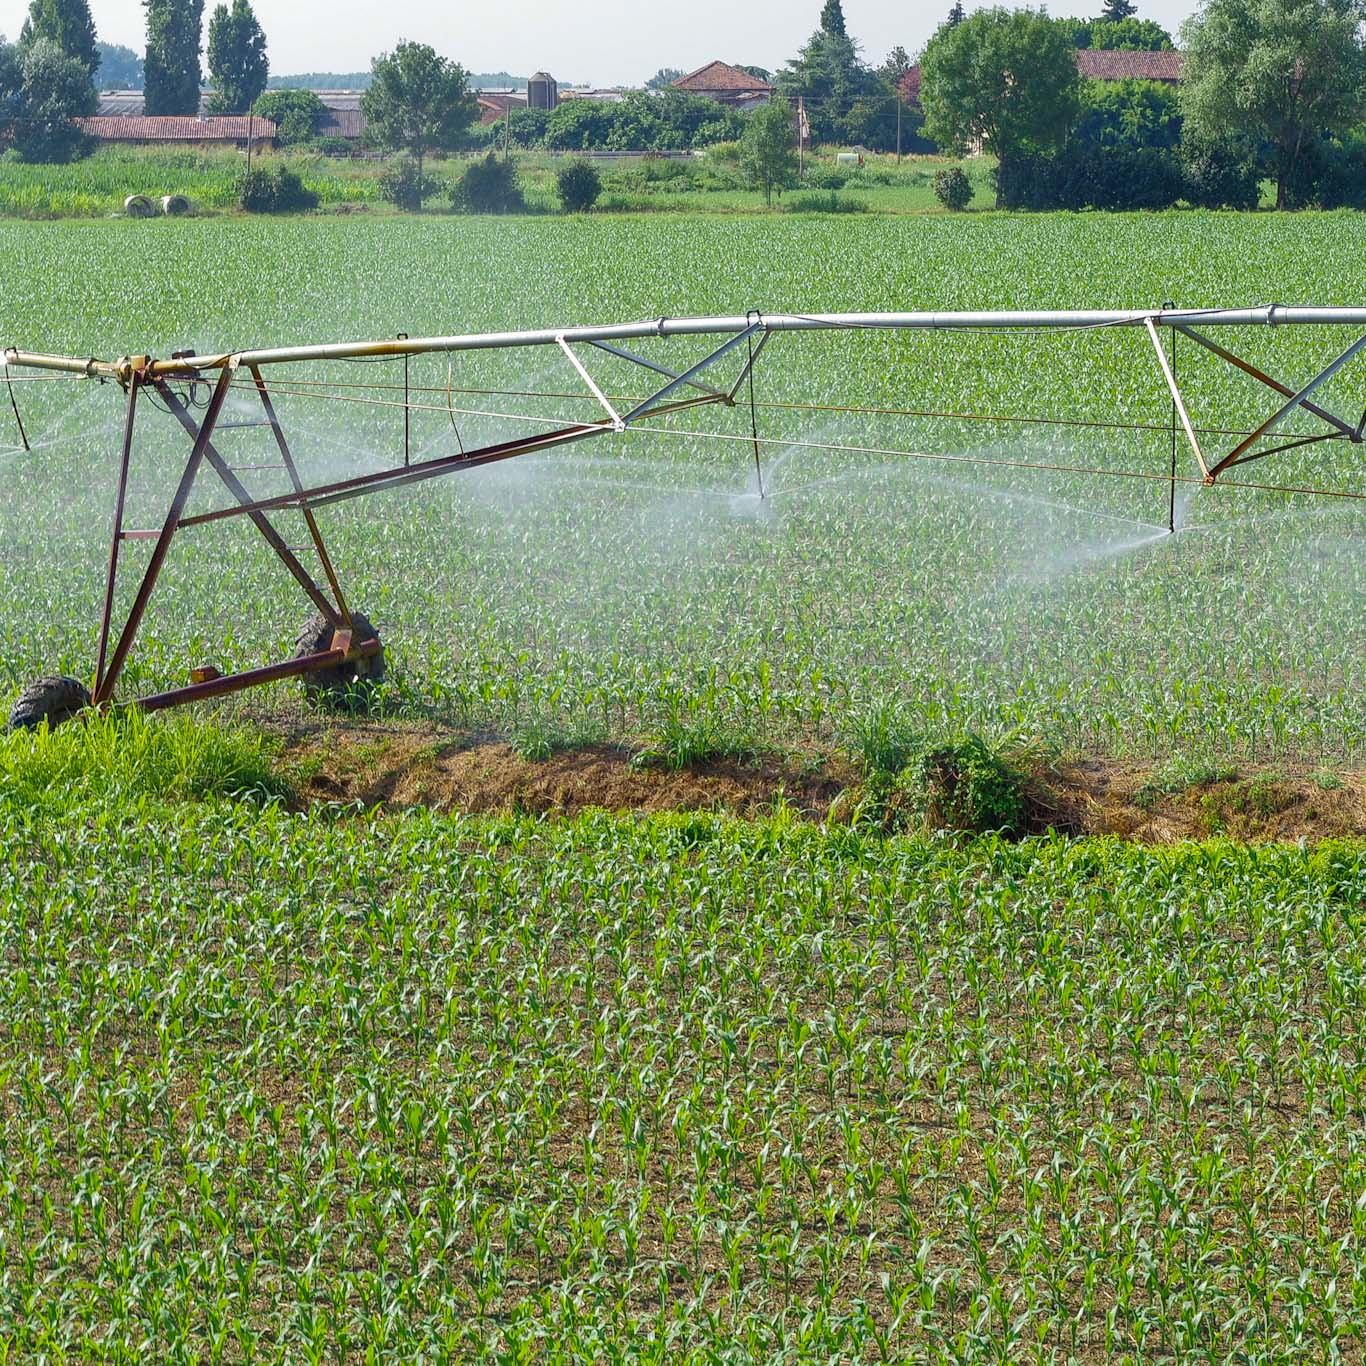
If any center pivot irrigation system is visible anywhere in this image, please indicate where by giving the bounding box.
[3,304,1364,730]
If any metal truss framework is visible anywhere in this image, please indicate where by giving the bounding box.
[2,305,1362,714]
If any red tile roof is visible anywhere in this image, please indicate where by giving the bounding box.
[673,60,773,94]
[1075,49,1183,81]
[77,115,277,141]
[899,49,1182,105]
[477,93,528,120]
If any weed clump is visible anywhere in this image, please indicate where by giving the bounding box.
[840,716,1041,837]
[0,711,290,809]
[456,153,524,214]
[238,165,318,213]
[556,160,602,213]
[902,734,1028,836]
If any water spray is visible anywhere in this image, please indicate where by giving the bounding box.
[2,303,1362,729]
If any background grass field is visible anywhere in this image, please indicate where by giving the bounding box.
[0,146,1000,219]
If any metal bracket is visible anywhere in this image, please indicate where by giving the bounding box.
[1205,332,1366,479]
[586,339,730,402]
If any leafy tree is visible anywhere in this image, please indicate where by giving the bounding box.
[1101,0,1138,17]
[143,0,204,116]
[878,45,911,86]
[206,0,266,113]
[947,2,966,24]
[645,67,683,90]
[742,97,798,204]
[361,40,478,189]
[1056,17,1096,47]
[96,41,142,88]
[543,97,617,149]
[777,28,882,144]
[0,39,24,144]
[556,159,601,211]
[539,90,741,151]
[251,87,323,143]
[1058,15,1174,49]
[820,0,848,37]
[1181,134,1262,207]
[1074,76,1182,150]
[1181,0,1366,209]
[11,36,96,161]
[738,64,772,81]
[20,0,99,78]
[1091,16,1175,48]
[919,7,1081,206]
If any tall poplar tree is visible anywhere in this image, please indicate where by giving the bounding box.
[820,0,847,37]
[144,0,204,116]
[19,0,99,80]
[206,0,266,113]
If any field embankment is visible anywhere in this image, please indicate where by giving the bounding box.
[272,717,1365,842]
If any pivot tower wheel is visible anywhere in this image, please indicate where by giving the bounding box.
[6,675,92,732]
[294,611,386,706]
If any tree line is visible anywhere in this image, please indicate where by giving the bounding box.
[0,0,270,161]
[5,0,1366,216]
[919,0,1366,211]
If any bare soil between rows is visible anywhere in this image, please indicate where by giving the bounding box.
[269,719,1366,843]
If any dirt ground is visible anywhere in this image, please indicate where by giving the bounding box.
[269,719,1366,843]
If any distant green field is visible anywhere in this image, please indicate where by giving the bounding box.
[2,212,1360,761]
[0,146,387,218]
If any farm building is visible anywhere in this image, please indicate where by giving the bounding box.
[477,92,528,125]
[90,89,366,142]
[559,87,630,104]
[527,73,559,110]
[309,92,367,141]
[671,61,773,108]
[1075,49,1183,81]
[76,115,276,147]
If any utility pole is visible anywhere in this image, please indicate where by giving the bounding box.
[246,110,254,178]
[896,97,902,163]
[798,96,806,179]
[504,105,511,158]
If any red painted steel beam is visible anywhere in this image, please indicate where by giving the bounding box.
[134,637,381,713]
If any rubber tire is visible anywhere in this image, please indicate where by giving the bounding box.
[294,611,386,705]
[7,675,92,732]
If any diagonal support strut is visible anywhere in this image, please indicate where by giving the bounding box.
[1146,317,1209,480]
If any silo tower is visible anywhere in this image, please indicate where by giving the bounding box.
[528,72,559,110]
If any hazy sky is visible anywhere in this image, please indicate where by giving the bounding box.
[71,1,1200,86]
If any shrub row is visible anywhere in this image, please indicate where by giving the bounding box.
[994,142,1260,212]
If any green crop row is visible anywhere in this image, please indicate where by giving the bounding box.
[0,767,1361,1358]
